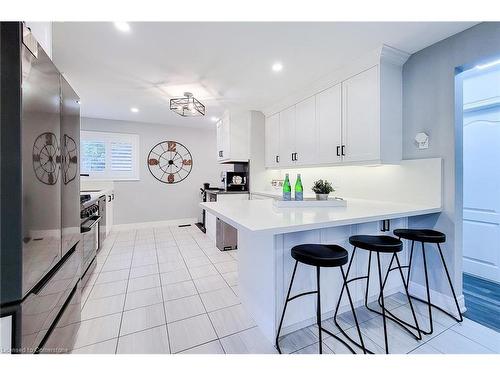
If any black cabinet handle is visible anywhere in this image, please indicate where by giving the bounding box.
[336,146,340,157]
[108,195,111,202]
[112,193,114,200]
[275,155,280,163]
[295,153,298,161]
[341,145,345,156]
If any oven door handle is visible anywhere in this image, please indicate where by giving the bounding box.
[81,216,101,233]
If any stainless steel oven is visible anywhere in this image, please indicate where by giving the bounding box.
[80,201,100,290]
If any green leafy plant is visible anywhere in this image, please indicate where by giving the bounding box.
[311,179,334,194]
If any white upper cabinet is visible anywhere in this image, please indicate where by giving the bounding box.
[216,119,224,161]
[263,45,408,168]
[216,110,250,162]
[265,113,280,167]
[279,106,296,167]
[294,96,317,166]
[342,66,380,163]
[316,84,342,164]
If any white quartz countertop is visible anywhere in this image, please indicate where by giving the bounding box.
[200,198,441,235]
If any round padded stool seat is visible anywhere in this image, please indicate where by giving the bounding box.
[393,229,446,244]
[291,244,348,267]
[349,235,402,253]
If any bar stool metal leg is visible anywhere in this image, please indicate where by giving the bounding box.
[421,241,434,334]
[276,258,360,354]
[316,266,323,354]
[276,260,299,354]
[437,243,463,322]
[376,252,389,354]
[365,251,422,341]
[373,252,422,340]
[333,248,370,354]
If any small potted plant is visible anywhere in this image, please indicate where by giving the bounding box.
[312,179,334,200]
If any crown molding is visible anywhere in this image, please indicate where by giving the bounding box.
[379,44,411,66]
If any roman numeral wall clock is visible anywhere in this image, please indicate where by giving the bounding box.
[32,132,61,185]
[147,141,193,184]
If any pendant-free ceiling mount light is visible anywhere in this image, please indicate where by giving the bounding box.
[170,92,206,117]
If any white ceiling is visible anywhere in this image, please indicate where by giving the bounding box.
[53,22,477,128]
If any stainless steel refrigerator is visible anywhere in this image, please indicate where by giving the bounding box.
[0,22,82,354]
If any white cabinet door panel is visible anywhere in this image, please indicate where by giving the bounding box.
[295,96,316,166]
[221,113,231,160]
[316,84,342,164]
[279,106,296,167]
[216,120,223,161]
[265,113,280,167]
[342,66,380,163]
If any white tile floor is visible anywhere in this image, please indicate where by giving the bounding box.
[64,224,500,354]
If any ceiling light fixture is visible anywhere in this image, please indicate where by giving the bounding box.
[475,58,500,70]
[272,62,283,72]
[114,22,131,32]
[130,107,139,113]
[170,92,206,117]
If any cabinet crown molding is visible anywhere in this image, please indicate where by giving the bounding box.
[379,44,411,66]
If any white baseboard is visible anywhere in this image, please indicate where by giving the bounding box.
[111,217,198,231]
[409,281,467,313]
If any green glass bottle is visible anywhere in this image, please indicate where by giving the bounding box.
[283,173,291,201]
[295,174,303,201]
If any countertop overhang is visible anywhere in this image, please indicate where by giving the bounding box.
[200,198,442,235]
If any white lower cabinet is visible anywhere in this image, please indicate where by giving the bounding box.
[105,191,114,235]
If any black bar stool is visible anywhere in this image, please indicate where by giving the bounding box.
[390,229,463,334]
[275,244,367,354]
[334,235,422,354]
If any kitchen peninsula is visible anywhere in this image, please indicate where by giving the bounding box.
[201,158,443,342]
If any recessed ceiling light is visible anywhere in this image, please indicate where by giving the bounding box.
[130,107,139,113]
[272,62,283,72]
[210,116,219,122]
[114,22,131,32]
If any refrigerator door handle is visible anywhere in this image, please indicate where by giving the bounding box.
[30,244,77,296]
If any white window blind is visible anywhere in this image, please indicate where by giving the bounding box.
[81,131,140,180]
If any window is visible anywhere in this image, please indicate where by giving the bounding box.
[81,131,139,180]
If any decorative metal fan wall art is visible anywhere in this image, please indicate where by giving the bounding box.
[32,132,61,185]
[147,141,193,184]
[62,134,78,184]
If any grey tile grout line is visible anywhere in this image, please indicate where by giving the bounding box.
[406,324,455,354]
[176,338,222,354]
[113,230,138,354]
[169,227,225,354]
[153,227,172,354]
[80,227,485,355]
[446,322,498,352]
[81,235,118,311]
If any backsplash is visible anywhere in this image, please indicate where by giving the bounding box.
[260,158,442,207]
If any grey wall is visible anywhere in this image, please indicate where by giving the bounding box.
[402,22,500,297]
[82,117,223,225]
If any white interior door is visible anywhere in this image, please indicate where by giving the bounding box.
[463,116,500,283]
